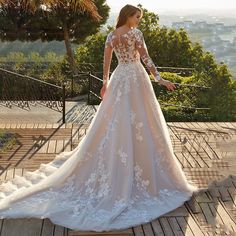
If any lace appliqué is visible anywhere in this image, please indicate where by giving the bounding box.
[134,164,150,195]
[134,29,162,82]
[129,109,143,142]
[105,31,113,49]
[117,147,128,166]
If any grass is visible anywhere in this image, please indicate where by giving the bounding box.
[0,130,17,152]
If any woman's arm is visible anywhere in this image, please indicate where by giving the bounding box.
[135,29,163,83]
[103,32,113,86]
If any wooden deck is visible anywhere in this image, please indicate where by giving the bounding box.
[0,122,236,236]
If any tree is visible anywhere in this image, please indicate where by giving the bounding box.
[73,5,236,120]
[0,0,110,74]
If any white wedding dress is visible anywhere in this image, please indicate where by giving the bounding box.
[0,27,200,232]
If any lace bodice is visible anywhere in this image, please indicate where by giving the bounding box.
[103,27,162,83]
[105,28,140,64]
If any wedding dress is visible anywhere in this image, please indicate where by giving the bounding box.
[0,27,200,232]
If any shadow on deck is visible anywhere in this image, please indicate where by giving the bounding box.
[0,122,236,236]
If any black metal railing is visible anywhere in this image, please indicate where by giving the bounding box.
[0,67,66,123]
[153,66,195,76]
[88,73,103,105]
[86,71,211,112]
[64,63,197,97]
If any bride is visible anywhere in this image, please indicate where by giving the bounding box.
[0,4,202,232]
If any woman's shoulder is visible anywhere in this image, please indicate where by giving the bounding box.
[110,27,142,35]
[132,27,143,36]
[133,27,142,33]
[105,27,143,42]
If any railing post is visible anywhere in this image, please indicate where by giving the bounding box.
[62,83,66,124]
[71,74,74,97]
[88,73,91,105]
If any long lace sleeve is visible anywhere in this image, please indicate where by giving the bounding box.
[103,32,113,85]
[135,29,163,83]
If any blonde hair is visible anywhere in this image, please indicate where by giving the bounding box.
[115,4,143,29]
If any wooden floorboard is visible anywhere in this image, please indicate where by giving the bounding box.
[0,121,235,235]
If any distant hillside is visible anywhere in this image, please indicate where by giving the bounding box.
[0,40,78,56]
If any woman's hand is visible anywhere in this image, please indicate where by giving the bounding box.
[100,82,108,99]
[158,79,176,91]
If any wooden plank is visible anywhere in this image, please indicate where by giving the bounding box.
[215,200,236,232]
[65,228,69,236]
[5,169,14,180]
[33,123,39,129]
[0,219,3,233]
[133,225,144,236]
[54,225,64,236]
[164,206,189,217]
[5,124,11,129]
[26,123,34,129]
[175,217,194,236]
[195,193,212,203]
[64,139,71,152]
[10,124,17,129]
[60,124,66,129]
[66,123,73,129]
[208,202,224,226]
[69,228,133,236]
[13,168,23,177]
[56,140,64,153]
[218,186,232,202]
[184,215,205,236]
[142,223,154,236]
[41,219,54,236]
[0,124,6,129]
[21,123,27,129]
[181,151,199,168]
[227,187,236,205]
[16,123,21,129]
[46,124,53,128]
[177,153,192,168]
[0,170,7,182]
[47,140,56,154]
[37,140,49,154]
[38,124,47,129]
[151,219,165,235]
[1,218,42,236]
[168,217,184,236]
[186,197,202,214]
[78,128,86,142]
[199,203,215,225]
[159,217,174,236]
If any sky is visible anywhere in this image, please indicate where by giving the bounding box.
[106,0,236,13]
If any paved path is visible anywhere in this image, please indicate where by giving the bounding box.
[0,101,98,124]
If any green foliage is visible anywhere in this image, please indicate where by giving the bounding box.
[0,131,17,153]
[0,51,63,74]
[0,0,110,43]
[75,31,118,75]
[72,4,235,121]
[0,3,235,121]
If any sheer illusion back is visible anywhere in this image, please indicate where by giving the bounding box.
[103,27,162,82]
[106,28,141,64]
[0,26,200,232]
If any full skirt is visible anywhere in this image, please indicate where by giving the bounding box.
[0,60,200,232]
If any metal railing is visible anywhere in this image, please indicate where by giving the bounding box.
[85,72,211,112]
[0,67,66,123]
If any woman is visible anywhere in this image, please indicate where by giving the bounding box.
[100,6,176,99]
[0,4,202,232]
